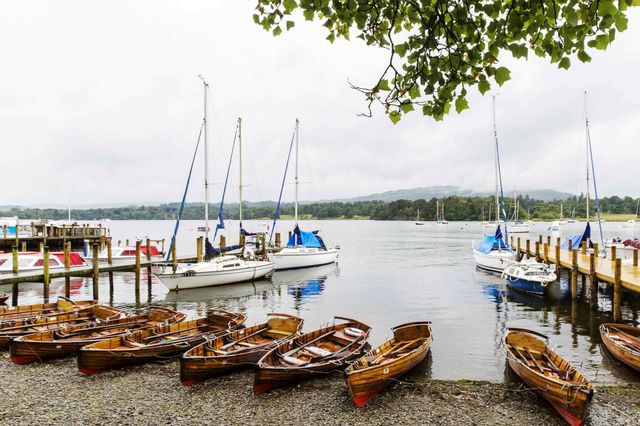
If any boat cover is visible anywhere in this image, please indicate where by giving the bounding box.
[475,225,509,254]
[287,225,322,248]
[561,222,592,249]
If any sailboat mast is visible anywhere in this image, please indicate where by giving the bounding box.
[201,77,210,241]
[492,96,500,223]
[294,118,299,225]
[584,92,590,222]
[238,117,243,232]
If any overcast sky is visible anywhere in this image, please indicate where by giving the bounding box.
[1,1,639,207]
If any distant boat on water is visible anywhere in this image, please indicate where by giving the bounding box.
[433,200,448,226]
[415,208,424,225]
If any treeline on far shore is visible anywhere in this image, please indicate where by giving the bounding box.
[1,195,638,221]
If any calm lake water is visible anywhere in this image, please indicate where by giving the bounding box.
[4,219,640,385]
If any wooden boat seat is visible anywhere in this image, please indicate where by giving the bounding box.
[265,329,290,337]
[124,340,145,348]
[332,331,354,344]
[236,341,256,348]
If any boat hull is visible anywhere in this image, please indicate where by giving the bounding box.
[268,249,338,271]
[506,278,545,295]
[473,249,514,273]
[156,263,274,291]
[599,323,640,373]
[181,347,268,385]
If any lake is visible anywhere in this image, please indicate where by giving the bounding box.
[5,219,639,385]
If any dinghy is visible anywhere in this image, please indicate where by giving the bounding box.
[505,328,595,425]
[180,313,303,385]
[0,297,96,323]
[254,316,371,394]
[0,303,126,349]
[599,323,640,373]
[345,321,432,407]
[10,306,184,364]
[77,309,245,374]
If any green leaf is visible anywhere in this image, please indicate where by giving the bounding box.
[303,10,314,21]
[395,43,407,57]
[494,67,511,86]
[286,21,295,31]
[577,50,592,63]
[253,14,260,24]
[478,79,491,95]
[401,102,414,113]
[455,96,469,113]
[377,79,390,91]
[409,85,420,99]
[615,13,628,31]
[273,26,282,36]
[598,1,618,16]
[595,34,609,50]
[283,0,297,13]
[389,111,401,124]
[558,57,571,70]
[326,33,335,43]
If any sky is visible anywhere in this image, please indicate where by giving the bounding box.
[1,1,639,207]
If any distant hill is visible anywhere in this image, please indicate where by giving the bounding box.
[334,186,574,203]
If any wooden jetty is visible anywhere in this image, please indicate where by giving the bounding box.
[0,222,109,252]
[511,235,640,321]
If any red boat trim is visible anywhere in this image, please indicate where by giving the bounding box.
[549,400,584,426]
[11,355,39,365]
[253,383,278,395]
[79,367,109,375]
[352,390,381,407]
[181,379,201,387]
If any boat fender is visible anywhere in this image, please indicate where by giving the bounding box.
[306,346,332,357]
[283,356,306,366]
[344,327,366,338]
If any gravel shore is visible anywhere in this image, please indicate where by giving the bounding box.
[1,353,638,425]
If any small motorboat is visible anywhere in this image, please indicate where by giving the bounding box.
[10,306,185,364]
[502,258,557,295]
[505,328,595,425]
[599,323,640,373]
[155,254,274,290]
[507,221,530,233]
[82,244,163,265]
[345,321,432,407]
[180,313,303,385]
[0,251,86,274]
[77,309,246,374]
[0,303,127,349]
[254,316,371,394]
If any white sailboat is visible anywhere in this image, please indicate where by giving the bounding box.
[433,200,449,226]
[506,195,530,234]
[268,119,338,271]
[473,96,515,272]
[156,79,274,291]
[558,203,568,225]
[415,208,425,225]
[623,200,640,228]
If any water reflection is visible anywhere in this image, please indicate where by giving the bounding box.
[272,263,339,312]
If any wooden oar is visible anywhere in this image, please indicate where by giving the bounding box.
[610,326,640,344]
[1,316,92,332]
[372,339,421,364]
[281,330,335,358]
[541,352,570,380]
[57,319,150,338]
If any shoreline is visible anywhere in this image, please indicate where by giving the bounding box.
[1,355,637,425]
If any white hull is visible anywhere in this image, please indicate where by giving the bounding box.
[473,249,515,273]
[507,224,530,233]
[268,248,338,271]
[156,261,274,291]
[81,255,164,266]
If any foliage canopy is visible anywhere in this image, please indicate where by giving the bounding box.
[254,0,638,122]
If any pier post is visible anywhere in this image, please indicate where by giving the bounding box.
[544,235,549,246]
[261,234,267,257]
[107,239,114,297]
[275,233,281,250]
[92,243,99,300]
[126,239,130,247]
[239,234,246,246]
[535,241,541,262]
[161,239,165,255]
[21,241,26,252]
[196,237,203,263]
[288,231,292,240]
[2,225,6,238]
[64,242,71,298]
[135,240,141,300]
[613,259,622,321]
[145,237,152,292]
[12,245,18,274]
[171,242,177,272]
[593,242,599,257]
[39,242,44,253]
[611,245,617,263]
[556,238,562,270]
[11,282,18,306]
[220,235,226,255]
[510,235,513,247]
[634,249,638,267]
[543,243,549,262]
[118,240,121,247]
[581,241,587,255]
[571,249,578,299]
[43,247,50,302]
[589,253,598,311]
[526,240,530,257]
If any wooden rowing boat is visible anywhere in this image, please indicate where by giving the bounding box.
[505,328,595,426]
[10,306,185,364]
[180,313,303,386]
[0,303,126,349]
[77,309,246,374]
[599,323,640,373]
[0,297,97,323]
[345,321,432,407]
[254,316,371,394]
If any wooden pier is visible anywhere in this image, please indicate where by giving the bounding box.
[511,235,640,321]
[0,222,109,252]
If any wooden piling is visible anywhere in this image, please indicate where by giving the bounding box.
[546,235,550,246]
[107,239,114,296]
[593,242,599,257]
[556,237,562,270]
[517,238,521,261]
[21,241,26,252]
[145,237,152,290]
[611,245,617,263]
[64,242,71,298]
[220,235,226,255]
[261,234,267,257]
[571,249,578,299]
[581,241,587,256]
[117,240,121,247]
[535,241,541,261]
[126,239,130,247]
[196,237,203,263]
[92,243,99,300]
[613,258,622,321]
[526,240,530,257]
[589,253,598,311]
[43,247,50,302]
[135,240,141,297]
[12,245,18,274]
[239,234,246,246]
[171,242,177,272]
[275,232,281,250]
[634,249,638,267]
[39,242,44,253]
[543,243,548,262]
[161,239,165,255]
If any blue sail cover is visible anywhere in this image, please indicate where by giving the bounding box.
[475,225,510,254]
[561,222,592,249]
[287,225,322,248]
